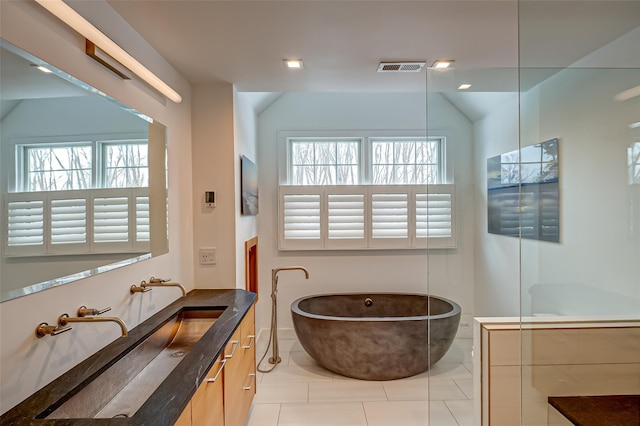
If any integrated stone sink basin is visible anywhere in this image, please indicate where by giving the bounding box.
[43,307,223,419]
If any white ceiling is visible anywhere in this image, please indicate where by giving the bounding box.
[104,0,639,94]
[4,1,637,122]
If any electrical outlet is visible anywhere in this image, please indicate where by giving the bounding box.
[199,247,217,265]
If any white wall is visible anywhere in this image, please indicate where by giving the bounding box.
[191,83,237,289]
[256,92,475,335]
[472,94,521,316]
[520,67,640,316]
[473,69,640,317]
[0,0,193,413]
[233,90,259,289]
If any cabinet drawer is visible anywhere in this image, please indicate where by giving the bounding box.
[191,353,225,426]
[223,305,256,426]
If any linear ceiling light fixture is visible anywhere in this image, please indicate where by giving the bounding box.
[458,83,472,90]
[34,0,182,103]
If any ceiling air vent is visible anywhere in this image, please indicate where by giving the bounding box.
[377,62,426,73]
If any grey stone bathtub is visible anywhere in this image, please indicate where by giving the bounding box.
[291,293,461,380]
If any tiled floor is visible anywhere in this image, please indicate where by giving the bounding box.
[247,334,474,426]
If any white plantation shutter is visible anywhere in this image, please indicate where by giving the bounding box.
[51,198,87,245]
[415,186,456,248]
[328,194,364,239]
[94,197,129,243]
[371,193,408,239]
[279,184,456,250]
[136,196,150,242]
[279,187,323,249]
[4,189,150,256]
[7,200,44,248]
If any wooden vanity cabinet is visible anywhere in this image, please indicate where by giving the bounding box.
[175,401,192,426]
[191,353,225,425]
[175,305,256,426]
[224,305,256,426]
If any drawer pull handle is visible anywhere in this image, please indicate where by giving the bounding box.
[206,359,227,383]
[242,373,256,390]
[225,340,239,359]
[242,335,255,349]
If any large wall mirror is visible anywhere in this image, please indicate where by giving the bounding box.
[0,40,168,302]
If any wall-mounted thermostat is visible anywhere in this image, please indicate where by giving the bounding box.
[205,191,216,208]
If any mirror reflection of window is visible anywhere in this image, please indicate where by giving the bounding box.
[23,144,93,191]
[629,141,640,185]
[103,141,149,188]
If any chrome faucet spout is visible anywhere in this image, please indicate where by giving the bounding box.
[58,313,128,337]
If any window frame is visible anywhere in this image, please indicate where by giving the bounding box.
[277,130,455,251]
[279,130,452,186]
[10,133,148,193]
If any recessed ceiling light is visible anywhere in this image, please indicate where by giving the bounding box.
[458,83,472,90]
[629,121,640,129]
[431,60,454,69]
[284,59,304,69]
[31,64,52,73]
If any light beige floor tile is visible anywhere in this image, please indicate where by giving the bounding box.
[276,339,305,353]
[429,380,468,400]
[278,402,368,426]
[254,382,309,404]
[309,381,387,402]
[247,403,281,426]
[428,400,460,426]
[445,399,474,426]
[454,378,473,399]
[441,339,474,364]
[260,364,333,383]
[288,351,317,366]
[363,400,429,426]
[383,377,429,401]
[429,362,473,381]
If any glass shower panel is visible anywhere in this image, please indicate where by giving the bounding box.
[519,1,640,425]
[425,66,520,426]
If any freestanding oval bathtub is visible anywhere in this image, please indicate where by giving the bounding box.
[291,293,461,380]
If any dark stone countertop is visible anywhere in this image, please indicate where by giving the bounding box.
[549,395,640,426]
[0,289,257,426]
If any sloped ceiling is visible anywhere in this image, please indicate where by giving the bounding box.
[99,1,639,119]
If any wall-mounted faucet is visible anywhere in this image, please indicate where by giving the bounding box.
[130,277,186,297]
[57,306,128,337]
[35,322,72,338]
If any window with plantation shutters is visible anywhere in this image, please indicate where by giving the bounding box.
[279,185,455,250]
[4,189,149,256]
[279,132,454,250]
